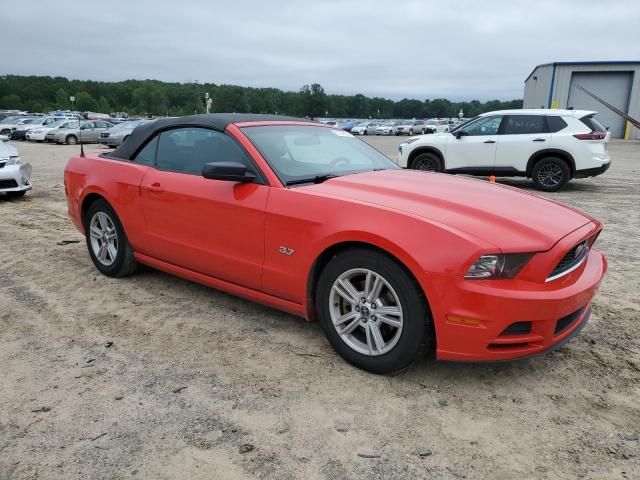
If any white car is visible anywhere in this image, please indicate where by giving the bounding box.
[0,117,38,137]
[395,120,426,136]
[13,117,63,140]
[351,122,378,135]
[398,109,611,191]
[375,122,400,135]
[423,119,450,134]
[0,139,31,197]
[26,119,72,141]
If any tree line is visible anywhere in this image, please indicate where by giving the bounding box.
[0,75,522,119]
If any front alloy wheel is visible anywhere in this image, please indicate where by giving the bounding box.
[316,248,432,374]
[532,157,570,191]
[329,268,403,356]
[89,211,118,266]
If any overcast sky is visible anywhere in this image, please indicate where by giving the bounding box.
[1,0,638,100]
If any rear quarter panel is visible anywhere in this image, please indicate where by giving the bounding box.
[64,154,150,251]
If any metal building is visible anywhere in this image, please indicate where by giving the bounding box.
[523,61,640,139]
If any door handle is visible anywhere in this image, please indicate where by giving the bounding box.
[143,183,164,193]
[533,138,546,142]
[483,140,496,144]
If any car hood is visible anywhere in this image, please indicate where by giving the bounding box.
[0,141,18,158]
[307,169,594,251]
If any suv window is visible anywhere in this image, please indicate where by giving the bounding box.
[156,127,252,175]
[461,116,502,136]
[547,116,568,133]
[502,115,548,135]
[133,136,159,166]
[580,115,607,132]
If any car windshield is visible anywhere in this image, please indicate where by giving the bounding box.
[242,125,398,186]
[426,120,437,125]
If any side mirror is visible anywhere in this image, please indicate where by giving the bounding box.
[454,130,467,139]
[202,162,257,183]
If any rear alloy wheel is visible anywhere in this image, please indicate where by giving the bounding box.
[316,248,432,374]
[409,129,414,135]
[66,135,78,145]
[85,199,138,277]
[411,152,443,172]
[532,157,570,191]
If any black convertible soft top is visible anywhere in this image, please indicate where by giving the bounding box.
[110,113,307,160]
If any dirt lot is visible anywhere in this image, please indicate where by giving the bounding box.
[1,138,639,480]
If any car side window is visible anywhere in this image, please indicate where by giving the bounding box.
[133,136,159,166]
[462,116,502,136]
[80,122,94,130]
[156,127,252,175]
[547,116,568,133]
[502,115,548,135]
[95,121,110,129]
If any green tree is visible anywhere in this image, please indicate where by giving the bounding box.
[300,83,328,118]
[132,85,169,115]
[97,96,111,114]
[74,91,97,112]
[1,94,21,109]
[55,88,70,109]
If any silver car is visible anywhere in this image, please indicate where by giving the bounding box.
[99,119,150,147]
[50,120,114,145]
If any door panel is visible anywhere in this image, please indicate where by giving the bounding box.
[445,116,502,170]
[140,169,268,290]
[495,115,551,172]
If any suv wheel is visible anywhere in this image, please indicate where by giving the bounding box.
[316,248,432,374]
[66,134,78,145]
[411,153,443,172]
[532,157,570,191]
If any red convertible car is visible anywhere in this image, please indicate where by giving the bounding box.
[64,114,607,374]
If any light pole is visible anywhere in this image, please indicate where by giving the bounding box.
[204,92,210,114]
[459,109,464,122]
[70,95,75,111]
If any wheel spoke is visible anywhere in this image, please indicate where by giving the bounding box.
[107,242,118,261]
[98,243,108,262]
[339,316,361,336]
[364,323,374,354]
[334,278,360,305]
[366,274,383,303]
[378,314,402,328]
[98,212,109,231]
[334,310,358,327]
[89,226,102,239]
[376,305,400,316]
[369,322,386,352]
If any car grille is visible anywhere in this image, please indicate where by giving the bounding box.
[0,179,19,189]
[547,240,590,281]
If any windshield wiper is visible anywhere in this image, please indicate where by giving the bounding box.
[285,174,339,186]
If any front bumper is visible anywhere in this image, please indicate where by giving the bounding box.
[424,225,607,362]
[26,131,47,141]
[0,163,33,192]
[10,130,28,140]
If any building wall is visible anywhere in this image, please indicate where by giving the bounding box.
[523,64,554,109]
[524,62,640,139]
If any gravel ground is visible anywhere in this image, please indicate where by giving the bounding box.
[0,138,639,480]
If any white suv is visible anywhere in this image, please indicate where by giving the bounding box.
[398,109,611,191]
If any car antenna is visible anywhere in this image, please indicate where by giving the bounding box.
[79,117,85,157]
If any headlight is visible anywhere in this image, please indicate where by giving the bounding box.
[465,253,532,279]
[5,156,21,166]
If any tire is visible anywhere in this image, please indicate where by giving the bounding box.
[66,135,78,145]
[395,132,400,136]
[316,248,432,374]
[6,190,26,198]
[409,129,414,136]
[532,157,570,191]
[421,129,426,134]
[388,129,393,136]
[85,199,138,277]
[411,152,443,172]
[364,130,368,136]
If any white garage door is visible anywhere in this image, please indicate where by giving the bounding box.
[567,71,633,138]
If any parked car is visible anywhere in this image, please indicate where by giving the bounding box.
[395,120,426,135]
[12,117,63,140]
[64,113,606,374]
[351,122,378,135]
[0,117,38,137]
[423,119,450,134]
[26,119,70,142]
[100,119,151,147]
[44,120,80,142]
[50,120,114,145]
[398,109,611,191]
[375,122,400,135]
[340,121,354,132]
[0,138,31,197]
